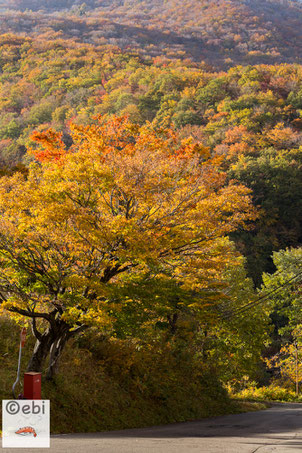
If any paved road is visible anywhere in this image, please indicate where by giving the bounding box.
[2,403,302,452]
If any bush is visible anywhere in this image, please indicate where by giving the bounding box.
[232,384,302,402]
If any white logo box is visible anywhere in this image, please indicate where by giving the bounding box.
[2,400,50,448]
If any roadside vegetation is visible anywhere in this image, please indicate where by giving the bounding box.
[0,316,265,433]
[232,385,302,403]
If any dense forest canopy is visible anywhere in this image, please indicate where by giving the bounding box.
[0,0,302,67]
[0,35,301,283]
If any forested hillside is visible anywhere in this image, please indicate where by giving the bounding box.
[0,36,301,282]
[0,0,302,67]
[0,0,302,427]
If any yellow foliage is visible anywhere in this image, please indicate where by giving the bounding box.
[0,115,256,333]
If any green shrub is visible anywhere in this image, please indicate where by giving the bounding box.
[232,384,302,402]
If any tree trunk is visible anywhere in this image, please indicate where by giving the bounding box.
[46,330,71,380]
[167,313,179,335]
[27,320,87,379]
[27,328,55,373]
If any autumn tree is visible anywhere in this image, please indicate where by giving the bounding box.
[0,115,256,378]
[266,334,302,395]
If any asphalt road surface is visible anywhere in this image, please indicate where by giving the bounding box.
[2,403,302,452]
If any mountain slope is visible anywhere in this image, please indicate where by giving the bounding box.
[1,0,302,68]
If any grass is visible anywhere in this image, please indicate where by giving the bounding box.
[232,400,270,412]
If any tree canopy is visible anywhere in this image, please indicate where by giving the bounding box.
[0,115,258,378]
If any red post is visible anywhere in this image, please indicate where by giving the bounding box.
[23,372,42,399]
